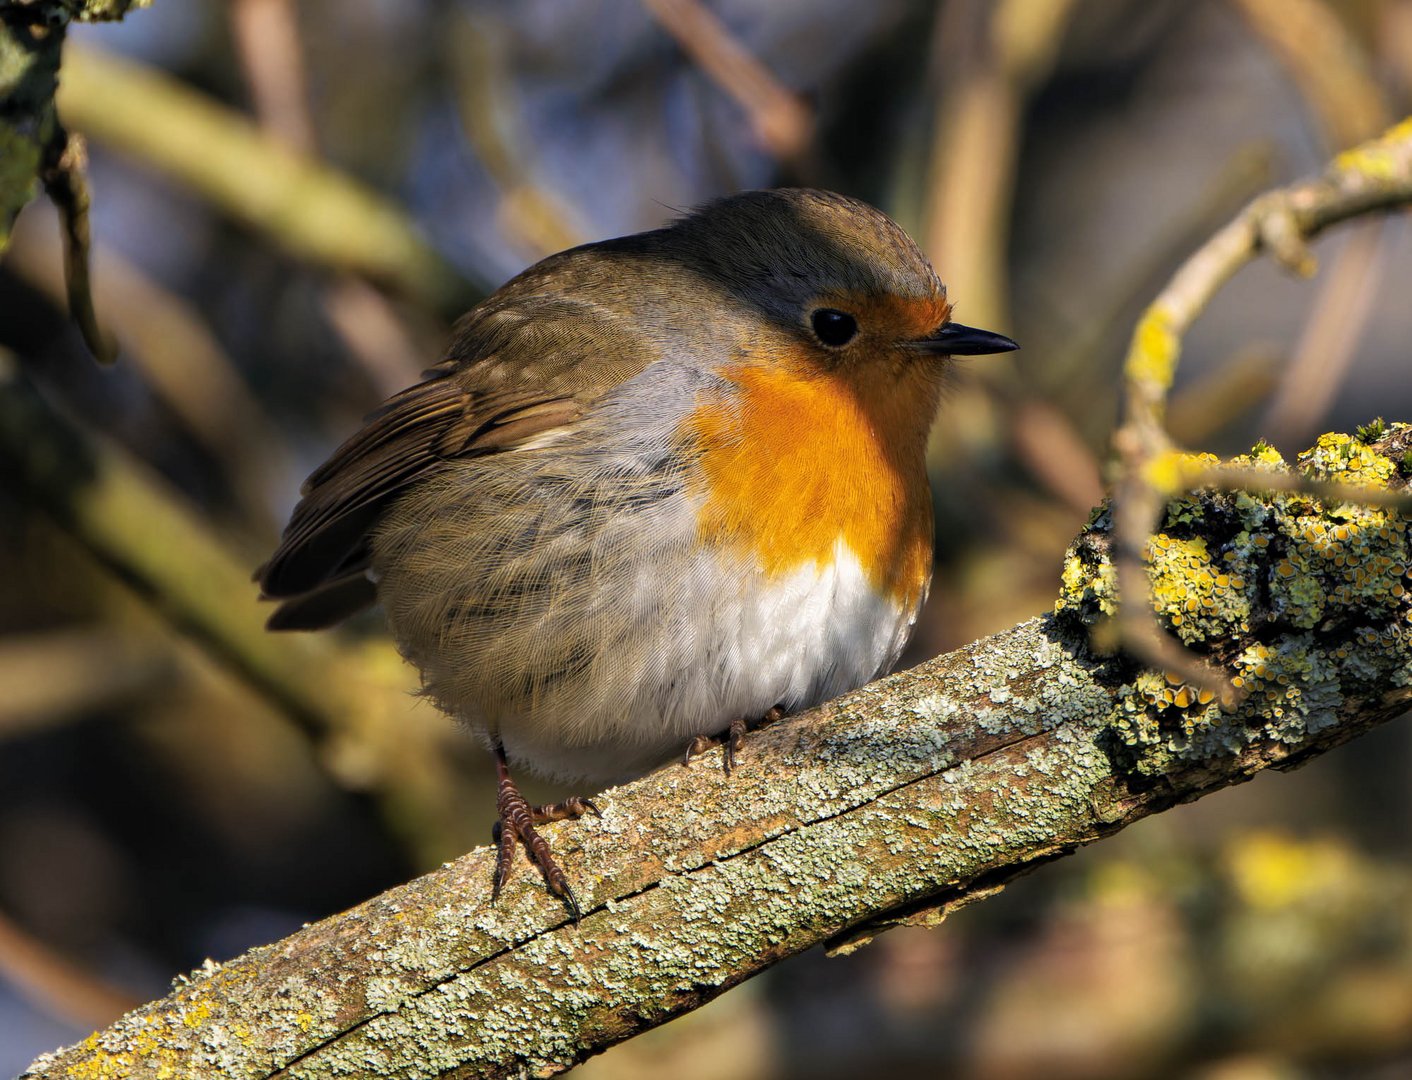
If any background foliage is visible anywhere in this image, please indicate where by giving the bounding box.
[2,1,1412,1075]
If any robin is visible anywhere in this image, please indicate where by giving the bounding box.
[258,188,1016,917]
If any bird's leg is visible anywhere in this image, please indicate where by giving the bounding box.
[490,742,598,921]
[682,706,784,775]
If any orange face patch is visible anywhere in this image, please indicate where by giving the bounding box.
[682,340,943,607]
[813,291,952,347]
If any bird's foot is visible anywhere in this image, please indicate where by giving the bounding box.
[531,795,600,823]
[491,745,599,922]
[682,706,784,776]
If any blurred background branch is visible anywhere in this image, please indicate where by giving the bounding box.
[922,0,1079,336]
[641,0,815,167]
[0,2,124,366]
[54,42,474,315]
[1233,0,1397,454]
[0,350,474,868]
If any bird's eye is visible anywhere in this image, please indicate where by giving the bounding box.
[810,308,858,347]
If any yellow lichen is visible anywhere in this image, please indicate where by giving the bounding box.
[1061,427,1412,776]
[180,998,213,1028]
[1125,306,1181,390]
[1269,504,1407,628]
[1143,450,1220,498]
[1298,431,1397,488]
[1332,116,1412,180]
[1057,516,1119,618]
[1146,534,1253,644]
[1240,442,1287,469]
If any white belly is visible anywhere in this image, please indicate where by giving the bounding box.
[497,537,921,787]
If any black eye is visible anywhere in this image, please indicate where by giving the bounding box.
[810,308,858,347]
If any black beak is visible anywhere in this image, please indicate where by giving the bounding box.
[917,321,1018,356]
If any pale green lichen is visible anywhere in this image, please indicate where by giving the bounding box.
[1059,427,1412,776]
[274,697,1119,1078]
[26,435,1411,1077]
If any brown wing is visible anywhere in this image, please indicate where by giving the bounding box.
[257,292,659,629]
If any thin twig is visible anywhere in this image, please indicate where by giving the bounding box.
[448,13,588,259]
[1010,398,1104,515]
[640,0,814,163]
[39,128,116,364]
[226,0,429,392]
[1177,461,1412,513]
[1262,218,1388,450]
[5,217,291,529]
[1232,0,1393,453]
[1166,344,1281,446]
[1040,143,1276,419]
[229,0,317,153]
[922,0,1079,336]
[1230,0,1388,150]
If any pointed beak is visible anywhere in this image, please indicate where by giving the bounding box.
[915,321,1019,356]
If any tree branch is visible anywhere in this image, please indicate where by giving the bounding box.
[54,43,476,314]
[0,354,472,868]
[1110,115,1412,695]
[22,428,1412,1079]
[2,2,149,360]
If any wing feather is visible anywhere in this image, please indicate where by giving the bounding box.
[257,292,658,624]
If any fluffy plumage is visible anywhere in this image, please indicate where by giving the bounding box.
[259,188,1007,788]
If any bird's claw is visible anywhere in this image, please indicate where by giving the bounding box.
[491,746,595,922]
[681,707,783,776]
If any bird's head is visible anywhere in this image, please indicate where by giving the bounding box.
[658,188,1017,374]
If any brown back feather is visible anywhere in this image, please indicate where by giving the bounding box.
[257,284,661,627]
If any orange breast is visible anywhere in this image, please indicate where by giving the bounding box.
[682,349,941,607]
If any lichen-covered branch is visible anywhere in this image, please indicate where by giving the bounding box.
[23,429,1412,1080]
[1111,115,1412,691]
[0,1,149,248]
[0,10,61,250]
[3,2,146,364]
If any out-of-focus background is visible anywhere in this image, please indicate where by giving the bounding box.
[2,0,1411,1075]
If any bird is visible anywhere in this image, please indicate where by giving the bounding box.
[257,188,1017,918]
